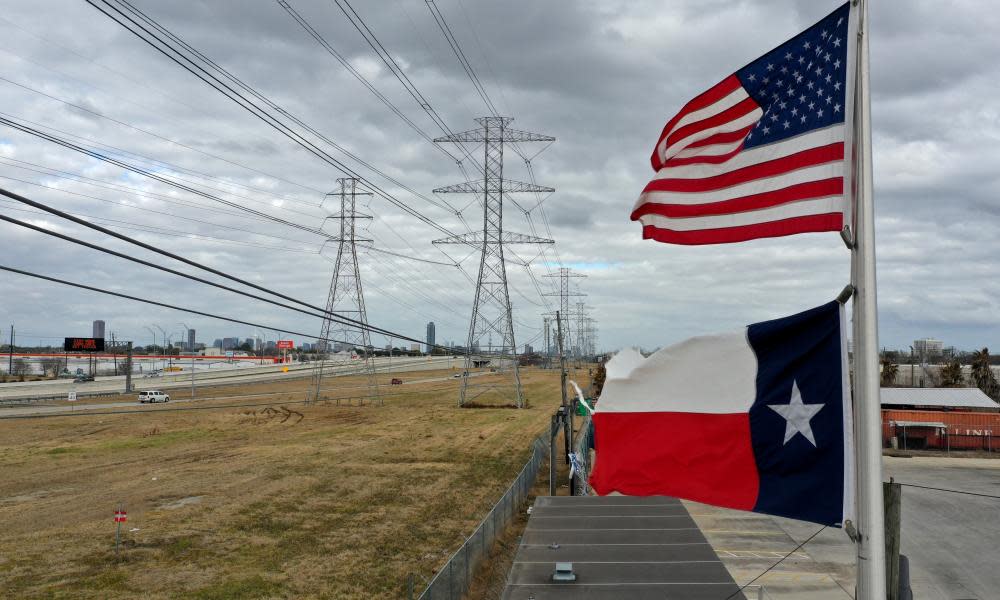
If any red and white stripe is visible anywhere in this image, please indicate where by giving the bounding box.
[636,76,847,245]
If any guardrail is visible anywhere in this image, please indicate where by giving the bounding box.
[411,433,548,600]
[0,390,126,406]
[0,358,457,405]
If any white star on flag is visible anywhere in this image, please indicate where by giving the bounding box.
[768,381,825,446]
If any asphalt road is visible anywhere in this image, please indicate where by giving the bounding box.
[884,455,1000,599]
[0,371,474,418]
[767,455,1000,599]
[0,356,459,402]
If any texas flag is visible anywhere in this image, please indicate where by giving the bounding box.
[589,301,854,527]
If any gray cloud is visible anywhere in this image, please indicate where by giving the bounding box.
[1,0,998,354]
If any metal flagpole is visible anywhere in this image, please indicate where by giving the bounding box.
[852,0,886,597]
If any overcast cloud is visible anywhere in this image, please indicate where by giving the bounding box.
[1,0,998,354]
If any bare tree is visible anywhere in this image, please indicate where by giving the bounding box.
[39,357,62,378]
[10,358,30,377]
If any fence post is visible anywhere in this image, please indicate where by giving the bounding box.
[884,479,902,600]
[464,543,470,595]
[549,414,558,496]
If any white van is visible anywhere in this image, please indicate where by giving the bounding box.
[138,390,170,403]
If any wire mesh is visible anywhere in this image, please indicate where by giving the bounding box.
[572,415,594,496]
[414,434,548,599]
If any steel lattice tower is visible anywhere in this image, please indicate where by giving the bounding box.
[309,178,380,405]
[433,117,554,407]
[544,267,585,360]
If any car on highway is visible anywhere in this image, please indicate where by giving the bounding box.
[138,390,170,403]
[73,374,95,383]
[143,369,162,378]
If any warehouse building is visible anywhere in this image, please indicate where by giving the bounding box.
[881,387,999,452]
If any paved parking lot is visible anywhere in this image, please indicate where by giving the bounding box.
[690,455,1000,599]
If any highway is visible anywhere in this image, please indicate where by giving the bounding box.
[0,370,472,418]
[0,356,462,404]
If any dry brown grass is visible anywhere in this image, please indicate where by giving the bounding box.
[0,367,585,599]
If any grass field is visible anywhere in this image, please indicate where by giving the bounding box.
[0,366,581,599]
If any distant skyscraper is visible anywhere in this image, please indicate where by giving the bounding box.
[187,329,196,351]
[212,338,223,349]
[92,320,105,339]
[426,322,436,354]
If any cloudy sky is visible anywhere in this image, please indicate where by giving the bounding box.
[0,0,998,354]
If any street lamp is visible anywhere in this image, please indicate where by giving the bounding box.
[178,322,191,352]
[143,326,157,373]
[153,325,167,371]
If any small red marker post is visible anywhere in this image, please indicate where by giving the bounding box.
[114,504,127,555]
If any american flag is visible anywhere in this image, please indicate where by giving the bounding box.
[632,2,854,245]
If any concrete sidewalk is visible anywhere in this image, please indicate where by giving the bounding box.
[689,454,1000,600]
[687,502,855,599]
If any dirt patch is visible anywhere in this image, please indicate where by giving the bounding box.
[157,496,204,510]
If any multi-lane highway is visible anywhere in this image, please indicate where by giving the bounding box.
[0,355,462,404]
[0,368,475,418]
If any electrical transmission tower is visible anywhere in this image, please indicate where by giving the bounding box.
[544,268,585,361]
[309,178,380,405]
[433,117,554,407]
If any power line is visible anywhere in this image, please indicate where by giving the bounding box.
[323,0,486,179]
[0,156,317,226]
[424,0,500,117]
[85,0,469,238]
[0,110,326,217]
[0,203,320,254]
[0,14,328,195]
[0,116,331,237]
[0,168,321,245]
[0,75,323,202]
[0,263,364,345]
[897,482,1000,500]
[0,263,455,358]
[276,0,463,168]
[724,525,828,600]
[0,187,433,348]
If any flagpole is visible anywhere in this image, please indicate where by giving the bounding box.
[852,0,886,598]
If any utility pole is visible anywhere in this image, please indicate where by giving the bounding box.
[309,178,380,405]
[124,341,133,393]
[433,117,554,408]
[557,311,571,463]
[8,323,13,374]
[543,316,551,369]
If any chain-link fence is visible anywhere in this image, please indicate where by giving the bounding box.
[413,434,548,600]
[571,415,593,496]
[885,422,998,453]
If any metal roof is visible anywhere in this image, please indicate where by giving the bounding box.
[880,387,998,409]
[502,495,740,599]
[888,420,948,428]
